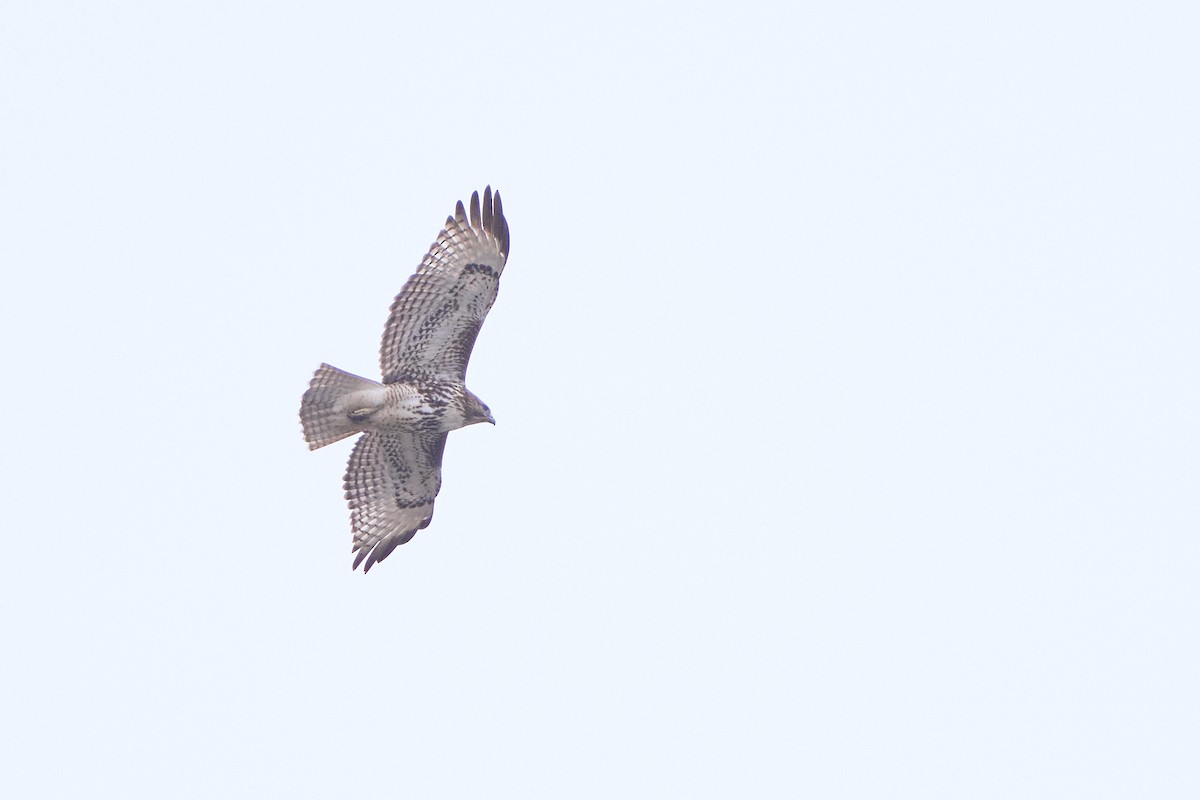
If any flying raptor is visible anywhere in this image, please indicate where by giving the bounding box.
[300,187,510,572]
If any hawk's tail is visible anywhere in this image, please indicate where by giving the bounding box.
[300,364,381,450]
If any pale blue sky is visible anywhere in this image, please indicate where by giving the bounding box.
[2,2,1198,797]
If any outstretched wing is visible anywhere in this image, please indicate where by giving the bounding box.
[380,187,510,384]
[343,431,448,573]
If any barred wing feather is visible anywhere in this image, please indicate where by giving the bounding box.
[379,187,510,384]
[344,431,448,573]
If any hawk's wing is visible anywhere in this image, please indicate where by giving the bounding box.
[343,431,448,572]
[380,187,510,384]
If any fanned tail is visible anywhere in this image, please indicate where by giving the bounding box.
[299,364,381,450]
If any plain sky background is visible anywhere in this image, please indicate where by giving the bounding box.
[2,1,1198,797]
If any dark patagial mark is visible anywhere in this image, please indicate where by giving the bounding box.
[462,262,498,278]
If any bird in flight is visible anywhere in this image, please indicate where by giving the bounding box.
[300,187,510,572]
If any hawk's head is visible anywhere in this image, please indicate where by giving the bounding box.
[464,391,495,426]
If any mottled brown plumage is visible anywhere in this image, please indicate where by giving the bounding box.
[300,188,510,572]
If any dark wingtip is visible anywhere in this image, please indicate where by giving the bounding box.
[482,186,494,232]
[469,190,482,229]
[487,186,509,257]
[451,186,508,255]
[356,542,379,573]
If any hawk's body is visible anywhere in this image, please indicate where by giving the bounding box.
[300,187,510,572]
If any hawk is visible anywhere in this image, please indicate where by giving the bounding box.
[300,187,510,572]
